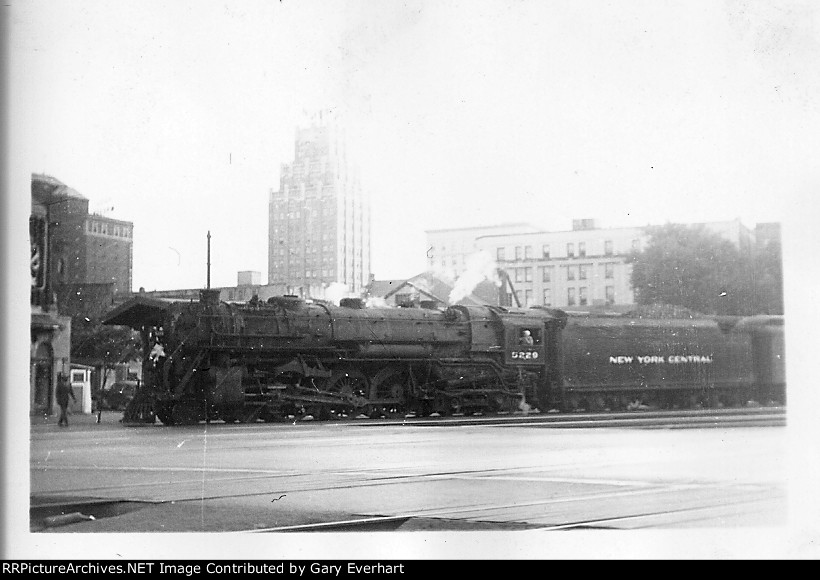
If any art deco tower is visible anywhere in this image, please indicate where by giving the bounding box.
[268,111,371,298]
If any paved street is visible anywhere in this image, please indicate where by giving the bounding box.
[11,410,816,559]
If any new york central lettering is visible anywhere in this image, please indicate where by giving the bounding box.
[609,355,713,364]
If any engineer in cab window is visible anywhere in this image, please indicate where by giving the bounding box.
[519,329,534,345]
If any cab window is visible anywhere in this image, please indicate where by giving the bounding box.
[516,327,541,345]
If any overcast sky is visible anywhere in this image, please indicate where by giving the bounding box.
[8,0,820,293]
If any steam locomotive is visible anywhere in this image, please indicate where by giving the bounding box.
[102,289,785,425]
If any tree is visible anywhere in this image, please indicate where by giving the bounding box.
[71,318,142,390]
[749,237,784,314]
[627,223,775,316]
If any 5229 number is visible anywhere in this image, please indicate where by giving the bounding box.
[511,351,539,360]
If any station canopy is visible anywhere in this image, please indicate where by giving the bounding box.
[102,295,181,329]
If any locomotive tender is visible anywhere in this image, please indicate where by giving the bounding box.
[558,313,785,411]
[103,290,785,425]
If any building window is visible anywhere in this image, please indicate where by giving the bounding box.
[605,263,614,279]
[515,246,523,261]
[542,244,550,259]
[524,245,533,260]
[604,240,614,256]
[579,264,588,280]
[606,285,615,305]
[497,247,505,262]
[515,268,523,283]
[395,293,411,305]
[567,266,575,281]
[579,242,586,257]
[579,287,588,306]
[567,243,575,258]
[524,289,533,306]
[567,288,576,306]
[541,266,551,283]
[515,290,523,306]
[542,288,551,306]
[525,267,532,282]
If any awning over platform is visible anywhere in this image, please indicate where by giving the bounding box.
[102,295,182,329]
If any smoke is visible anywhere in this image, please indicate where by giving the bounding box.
[323,282,351,305]
[365,296,391,308]
[448,251,501,305]
[429,263,456,285]
[410,277,433,296]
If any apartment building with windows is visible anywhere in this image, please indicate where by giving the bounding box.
[448,218,756,309]
[268,110,371,299]
[477,219,645,308]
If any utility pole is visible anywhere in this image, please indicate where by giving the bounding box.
[207,231,211,289]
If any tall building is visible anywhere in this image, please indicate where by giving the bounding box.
[268,111,371,298]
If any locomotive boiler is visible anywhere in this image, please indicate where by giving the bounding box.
[103,289,566,424]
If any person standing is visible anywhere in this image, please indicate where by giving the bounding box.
[56,373,76,427]
[93,385,103,423]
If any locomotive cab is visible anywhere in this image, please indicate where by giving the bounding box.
[505,326,545,366]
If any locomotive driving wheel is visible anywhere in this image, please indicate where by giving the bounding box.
[369,365,410,418]
[324,367,370,412]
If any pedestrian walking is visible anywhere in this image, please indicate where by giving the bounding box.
[92,386,103,423]
[56,373,76,427]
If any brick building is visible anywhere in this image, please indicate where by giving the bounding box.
[30,173,135,415]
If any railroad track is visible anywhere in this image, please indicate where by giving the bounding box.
[116,404,786,429]
[347,405,786,429]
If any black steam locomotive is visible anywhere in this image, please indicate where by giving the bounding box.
[103,290,785,425]
[104,290,565,424]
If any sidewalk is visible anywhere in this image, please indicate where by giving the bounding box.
[30,409,129,429]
